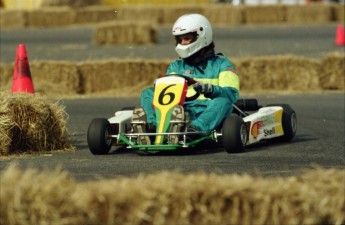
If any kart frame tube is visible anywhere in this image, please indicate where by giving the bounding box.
[115,131,217,151]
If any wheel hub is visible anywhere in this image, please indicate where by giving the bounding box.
[240,124,247,145]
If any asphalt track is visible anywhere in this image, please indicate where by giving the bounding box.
[0,24,342,62]
[0,25,344,180]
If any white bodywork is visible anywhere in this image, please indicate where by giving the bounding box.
[107,106,285,146]
[243,106,284,145]
[108,110,133,134]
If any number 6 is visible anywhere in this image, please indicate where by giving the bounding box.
[158,84,176,105]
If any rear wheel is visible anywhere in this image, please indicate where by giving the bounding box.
[87,118,113,155]
[267,104,297,142]
[222,115,247,153]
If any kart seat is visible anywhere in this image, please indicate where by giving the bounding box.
[234,99,260,111]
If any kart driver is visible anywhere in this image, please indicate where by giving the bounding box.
[132,13,240,145]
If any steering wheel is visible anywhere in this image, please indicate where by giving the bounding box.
[165,74,200,101]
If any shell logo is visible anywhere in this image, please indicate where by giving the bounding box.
[251,121,263,139]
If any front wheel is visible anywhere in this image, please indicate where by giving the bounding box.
[222,115,247,153]
[87,118,113,155]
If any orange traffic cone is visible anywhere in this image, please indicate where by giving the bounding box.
[12,44,35,94]
[335,24,345,46]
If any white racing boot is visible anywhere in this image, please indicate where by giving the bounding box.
[131,107,151,145]
[168,105,185,144]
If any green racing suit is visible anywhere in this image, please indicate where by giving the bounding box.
[140,53,240,131]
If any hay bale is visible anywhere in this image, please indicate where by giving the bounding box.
[77,59,169,96]
[332,4,345,23]
[0,9,27,28]
[0,92,73,154]
[0,166,344,225]
[235,55,321,91]
[319,52,345,90]
[0,61,81,97]
[1,54,341,97]
[0,110,13,153]
[29,61,82,96]
[203,4,244,26]
[0,63,14,91]
[243,5,286,24]
[42,0,101,7]
[161,6,205,25]
[72,6,117,24]
[286,4,333,24]
[0,165,77,225]
[116,5,163,24]
[27,7,73,27]
[93,21,157,45]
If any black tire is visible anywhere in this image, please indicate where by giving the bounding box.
[266,104,297,142]
[87,118,113,155]
[121,106,135,110]
[222,114,248,153]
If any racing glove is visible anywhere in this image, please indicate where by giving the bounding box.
[192,81,214,96]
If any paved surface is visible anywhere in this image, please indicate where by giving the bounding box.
[0,25,344,180]
[1,93,344,180]
[0,24,342,63]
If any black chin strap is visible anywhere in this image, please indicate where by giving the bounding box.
[184,42,215,73]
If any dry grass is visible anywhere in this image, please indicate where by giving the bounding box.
[0,92,74,155]
[0,165,344,225]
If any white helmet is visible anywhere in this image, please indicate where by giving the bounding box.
[172,14,213,59]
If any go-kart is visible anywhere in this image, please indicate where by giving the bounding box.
[87,74,297,155]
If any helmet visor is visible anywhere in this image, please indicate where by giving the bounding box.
[174,32,198,45]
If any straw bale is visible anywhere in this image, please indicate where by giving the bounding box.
[77,59,169,96]
[93,21,158,45]
[0,92,73,154]
[42,0,101,7]
[0,54,340,97]
[161,6,205,25]
[243,5,286,24]
[319,52,345,90]
[0,62,81,97]
[235,55,321,91]
[72,6,117,24]
[0,165,78,225]
[332,4,345,23]
[1,165,344,225]
[0,9,27,28]
[203,4,244,26]
[27,7,73,27]
[0,109,13,153]
[29,61,82,96]
[116,5,163,24]
[0,63,14,91]
[286,4,333,24]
